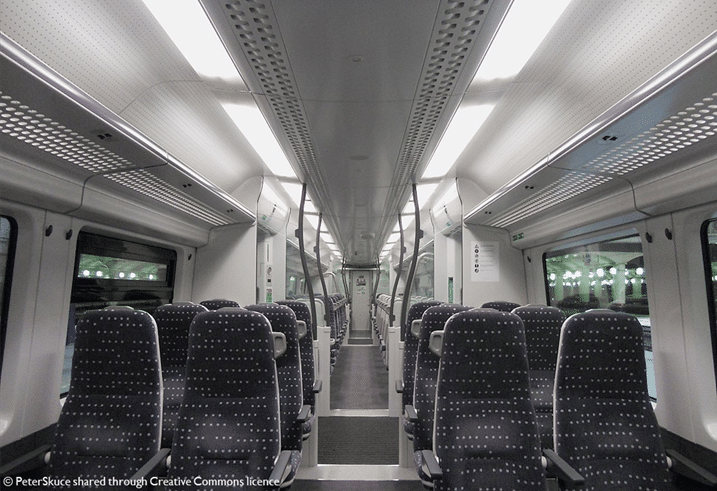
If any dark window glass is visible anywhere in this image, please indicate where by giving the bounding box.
[701,218,717,395]
[1,216,18,379]
[62,232,176,395]
[543,233,655,399]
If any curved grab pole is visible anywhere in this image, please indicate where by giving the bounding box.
[316,213,330,325]
[400,184,422,331]
[297,183,318,338]
[341,260,351,304]
[389,212,404,328]
[371,260,381,312]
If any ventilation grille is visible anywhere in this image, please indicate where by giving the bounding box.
[103,169,234,227]
[582,93,717,175]
[1,91,235,227]
[485,93,717,228]
[486,172,613,228]
[0,92,134,173]
[393,0,491,185]
[223,1,332,215]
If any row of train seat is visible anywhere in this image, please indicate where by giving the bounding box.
[291,294,349,374]
[396,301,717,490]
[0,300,323,490]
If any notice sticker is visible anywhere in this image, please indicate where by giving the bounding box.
[471,241,499,282]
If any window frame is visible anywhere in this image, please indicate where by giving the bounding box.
[0,215,18,380]
[700,218,717,396]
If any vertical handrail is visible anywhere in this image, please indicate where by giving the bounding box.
[316,213,330,325]
[297,183,317,338]
[389,213,404,328]
[400,184,421,330]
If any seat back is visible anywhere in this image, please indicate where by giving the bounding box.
[434,309,546,491]
[512,304,565,449]
[169,308,281,481]
[402,301,441,413]
[277,300,316,410]
[49,307,162,480]
[246,303,304,452]
[480,300,521,312]
[412,303,472,453]
[554,310,672,489]
[154,302,208,447]
[199,298,240,310]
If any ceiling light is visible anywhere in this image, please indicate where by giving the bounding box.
[471,0,571,84]
[422,104,495,179]
[222,104,296,178]
[279,182,316,212]
[416,183,439,208]
[141,0,244,86]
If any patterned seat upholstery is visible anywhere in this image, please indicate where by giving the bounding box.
[480,300,521,312]
[277,300,318,438]
[199,298,240,310]
[400,300,441,439]
[168,308,284,489]
[554,310,674,490]
[512,305,565,449]
[49,307,162,481]
[153,302,208,447]
[431,309,547,491]
[411,303,472,487]
[246,303,305,481]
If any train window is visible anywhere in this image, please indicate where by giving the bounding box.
[702,218,717,389]
[62,232,176,396]
[543,233,656,400]
[1,216,18,379]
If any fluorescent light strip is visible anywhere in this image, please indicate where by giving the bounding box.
[141,0,243,86]
[421,0,571,180]
[223,104,296,178]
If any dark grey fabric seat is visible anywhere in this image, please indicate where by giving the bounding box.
[246,303,307,482]
[480,300,521,312]
[512,304,565,449]
[153,302,208,448]
[428,309,548,491]
[277,300,318,438]
[48,307,162,483]
[410,303,472,487]
[167,308,286,490]
[199,298,240,310]
[399,300,441,440]
[554,310,674,490]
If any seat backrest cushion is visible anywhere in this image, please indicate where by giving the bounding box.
[199,299,240,310]
[246,303,304,452]
[402,301,441,410]
[169,308,281,481]
[50,308,162,480]
[154,302,208,447]
[277,300,316,409]
[412,303,472,452]
[554,310,672,490]
[480,300,521,312]
[434,309,546,491]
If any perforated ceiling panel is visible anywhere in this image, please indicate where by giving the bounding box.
[458,0,717,195]
[0,0,264,195]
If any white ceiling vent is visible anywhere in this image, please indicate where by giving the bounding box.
[0,92,134,173]
[103,169,235,227]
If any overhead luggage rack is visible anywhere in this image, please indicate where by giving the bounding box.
[0,33,255,229]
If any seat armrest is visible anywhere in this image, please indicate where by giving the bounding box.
[396,379,404,393]
[130,448,171,481]
[420,450,443,480]
[268,450,293,486]
[404,404,418,423]
[313,379,323,393]
[0,444,51,477]
[666,449,717,488]
[542,449,584,488]
[297,405,312,423]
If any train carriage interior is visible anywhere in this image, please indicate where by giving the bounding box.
[2,0,717,490]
